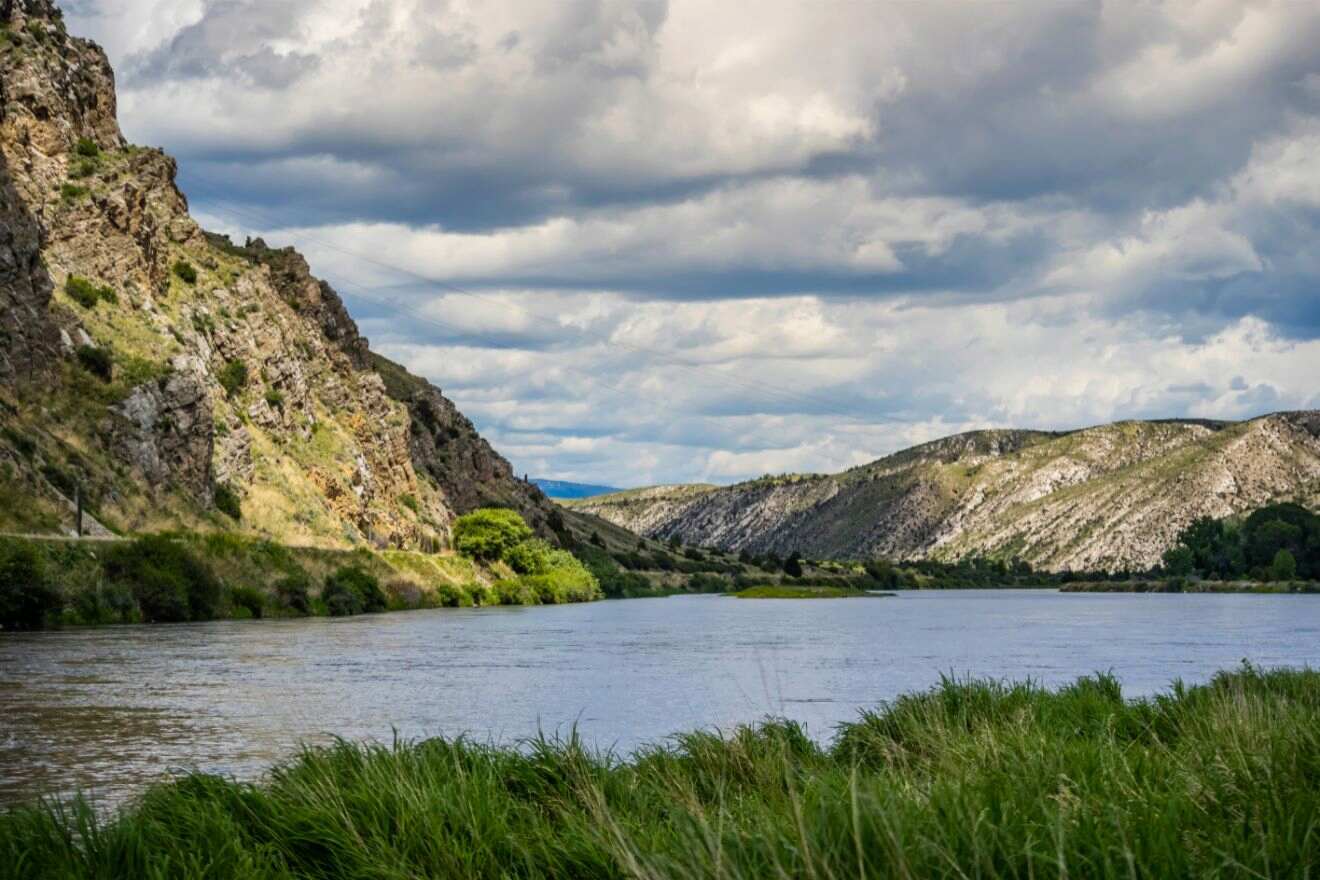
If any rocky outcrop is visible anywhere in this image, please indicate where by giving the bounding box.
[573,413,1320,571]
[0,2,554,547]
[370,353,555,536]
[105,370,213,499]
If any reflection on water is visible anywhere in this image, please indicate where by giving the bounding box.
[3,590,1320,809]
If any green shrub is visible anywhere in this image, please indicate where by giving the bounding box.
[274,571,312,614]
[494,578,539,605]
[65,276,101,308]
[0,540,61,630]
[452,508,533,561]
[1271,548,1298,582]
[60,183,89,201]
[75,345,112,381]
[213,483,242,521]
[69,581,137,626]
[172,260,198,284]
[104,535,222,623]
[69,157,98,179]
[228,584,265,620]
[433,582,471,608]
[217,359,248,397]
[264,388,285,409]
[504,538,557,575]
[322,566,386,617]
[74,137,100,158]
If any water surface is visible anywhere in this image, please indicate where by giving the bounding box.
[3,590,1319,808]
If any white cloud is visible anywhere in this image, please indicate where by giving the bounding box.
[64,0,1320,486]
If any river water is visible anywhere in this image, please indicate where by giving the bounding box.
[3,589,1320,809]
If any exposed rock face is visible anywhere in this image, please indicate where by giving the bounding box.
[0,2,553,546]
[573,414,1320,571]
[107,370,213,499]
[371,353,556,536]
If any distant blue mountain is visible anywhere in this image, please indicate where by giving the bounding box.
[532,478,622,500]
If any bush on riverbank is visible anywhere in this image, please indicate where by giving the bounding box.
[0,528,598,629]
[321,565,387,616]
[455,508,602,604]
[1162,502,1320,581]
[3,665,1319,878]
[104,535,222,623]
[0,540,61,630]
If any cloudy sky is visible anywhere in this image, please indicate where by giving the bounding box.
[66,0,1320,487]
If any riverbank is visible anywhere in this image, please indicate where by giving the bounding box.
[0,522,600,629]
[730,584,888,598]
[2,664,1316,878]
[1061,579,1320,593]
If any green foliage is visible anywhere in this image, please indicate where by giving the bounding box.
[68,157,98,179]
[733,584,869,599]
[274,571,312,614]
[213,483,242,521]
[64,276,115,308]
[453,507,533,561]
[0,540,61,630]
[59,183,88,202]
[399,493,419,514]
[503,538,573,575]
[74,345,112,381]
[172,260,198,284]
[228,584,265,620]
[1161,544,1194,576]
[498,536,601,603]
[1166,503,1319,581]
[6,667,1320,878]
[217,359,248,397]
[104,535,222,623]
[322,566,386,617]
[1271,548,1298,582]
[264,388,285,409]
[74,137,101,158]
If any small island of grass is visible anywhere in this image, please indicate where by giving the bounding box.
[730,584,889,599]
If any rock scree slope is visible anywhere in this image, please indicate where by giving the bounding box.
[0,0,554,547]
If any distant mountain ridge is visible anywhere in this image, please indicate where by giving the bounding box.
[569,413,1320,572]
[532,479,622,500]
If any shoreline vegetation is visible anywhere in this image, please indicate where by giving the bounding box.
[3,664,1318,878]
[5,499,1317,630]
[730,584,890,599]
[1061,579,1319,593]
[0,508,601,630]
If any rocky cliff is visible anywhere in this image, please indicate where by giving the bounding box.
[0,0,553,546]
[571,414,1320,571]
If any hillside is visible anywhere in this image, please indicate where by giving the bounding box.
[0,0,553,548]
[570,414,1320,571]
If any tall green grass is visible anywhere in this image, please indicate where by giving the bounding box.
[4,665,1319,878]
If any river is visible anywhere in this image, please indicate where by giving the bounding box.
[3,589,1319,808]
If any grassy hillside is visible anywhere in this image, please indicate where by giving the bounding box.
[3,665,1318,878]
